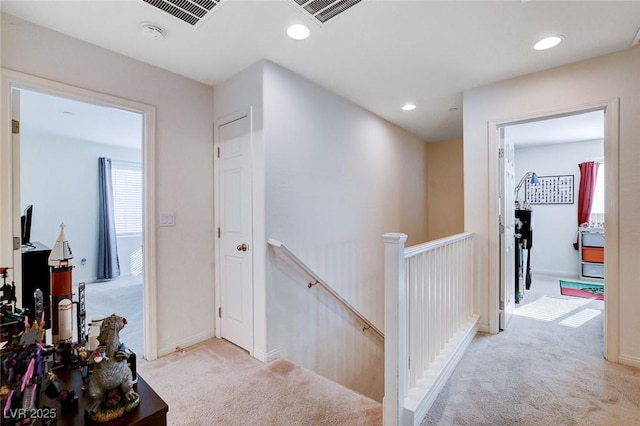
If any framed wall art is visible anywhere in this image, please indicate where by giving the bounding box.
[525,174,574,204]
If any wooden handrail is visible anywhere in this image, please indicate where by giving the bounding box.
[404,232,473,258]
[268,238,384,340]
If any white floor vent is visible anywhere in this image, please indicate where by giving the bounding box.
[142,0,224,26]
[290,0,364,24]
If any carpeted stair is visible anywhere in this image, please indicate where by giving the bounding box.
[138,338,382,425]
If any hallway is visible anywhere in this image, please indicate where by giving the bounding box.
[422,274,640,425]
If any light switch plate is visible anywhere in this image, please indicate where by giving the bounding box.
[159,212,175,227]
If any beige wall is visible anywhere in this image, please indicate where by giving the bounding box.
[464,46,640,367]
[1,14,216,357]
[426,138,464,240]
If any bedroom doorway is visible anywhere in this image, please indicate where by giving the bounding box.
[490,100,619,360]
[18,88,144,354]
[505,111,605,347]
[2,71,157,359]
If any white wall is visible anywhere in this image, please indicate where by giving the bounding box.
[21,133,141,283]
[513,139,603,277]
[212,62,268,360]
[464,46,640,367]
[1,14,216,356]
[214,60,430,401]
[263,61,429,401]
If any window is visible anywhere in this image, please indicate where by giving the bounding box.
[590,164,605,225]
[111,161,142,235]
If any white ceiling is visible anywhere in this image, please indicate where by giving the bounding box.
[505,110,605,147]
[19,89,143,149]
[2,0,638,143]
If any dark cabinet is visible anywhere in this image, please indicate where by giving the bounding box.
[515,210,534,303]
[21,242,51,328]
[515,209,534,249]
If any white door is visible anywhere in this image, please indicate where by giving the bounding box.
[218,115,253,352]
[499,127,516,330]
[11,88,23,296]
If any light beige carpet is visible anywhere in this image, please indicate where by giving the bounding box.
[422,275,640,425]
[138,338,381,425]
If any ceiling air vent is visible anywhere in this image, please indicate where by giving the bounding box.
[141,0,224,26]
[290,0,364,24]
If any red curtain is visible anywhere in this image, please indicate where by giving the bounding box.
[578,161,600,226]
[573,161,600,249]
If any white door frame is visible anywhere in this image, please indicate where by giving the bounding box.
[488,98,619,361]
[0,69,159,360]
[214,108,254,353]
[498,126,516,330]
[214,110,254,353]
[213,107,272,362]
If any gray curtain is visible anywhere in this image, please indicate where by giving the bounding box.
[97,157,120,280]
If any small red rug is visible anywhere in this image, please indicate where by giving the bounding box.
[559,280,604,300]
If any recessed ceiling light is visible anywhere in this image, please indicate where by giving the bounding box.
[287,24,310,40]
[140,22,165,41]
[402,104,417,111]
[534,36,563,51]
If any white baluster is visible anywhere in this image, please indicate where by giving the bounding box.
[382,233,408,426]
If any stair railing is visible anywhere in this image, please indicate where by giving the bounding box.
[268,238,384,339]
[383,232,479,426]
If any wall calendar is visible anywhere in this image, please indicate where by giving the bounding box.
[525,175,574,204]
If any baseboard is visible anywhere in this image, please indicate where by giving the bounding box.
[618,353,640,369]
[253,348,281,363]
[532,268,577,278]
[157,330,216,357]
[403,314,480,425]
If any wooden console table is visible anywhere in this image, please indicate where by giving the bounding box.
[41,368,168,425]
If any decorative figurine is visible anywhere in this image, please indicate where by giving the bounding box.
[48,223,75,345]
[86,314,139,422]
[0,266,25,343]
[1,330,56,423]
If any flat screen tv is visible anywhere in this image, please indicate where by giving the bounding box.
[21,204,33,247]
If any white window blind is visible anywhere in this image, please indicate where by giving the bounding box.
[590,164,605,225]
[111,161,142,235]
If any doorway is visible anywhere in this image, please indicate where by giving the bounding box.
[20,89,144,355]
[215,113,254,353]
[1,70,158,359]
[490,100,619,360]
[504,111,605,335]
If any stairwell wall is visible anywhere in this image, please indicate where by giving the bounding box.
[262,61,429,401]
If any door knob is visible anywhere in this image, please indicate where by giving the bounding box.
[237,243,248,252]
